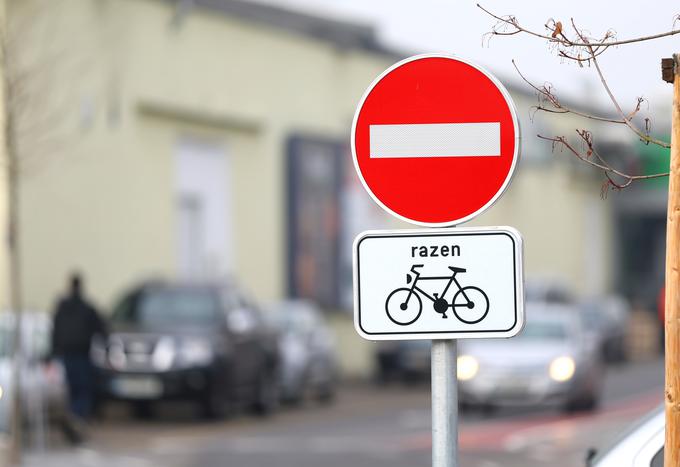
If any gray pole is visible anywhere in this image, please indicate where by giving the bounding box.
[431,339,458,467]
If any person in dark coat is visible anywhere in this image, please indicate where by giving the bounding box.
[51,273,106,421]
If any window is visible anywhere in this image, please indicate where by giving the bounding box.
[516,320,567,341]
[287,135,343,308]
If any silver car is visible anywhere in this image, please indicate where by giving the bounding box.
[458,305,603,412]
[267,300,337,404]
[588,406,663,466]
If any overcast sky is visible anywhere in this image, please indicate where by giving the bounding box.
[255,0,679,129]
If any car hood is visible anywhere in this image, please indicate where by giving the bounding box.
[460,340,576,367]
[109,321,218,337]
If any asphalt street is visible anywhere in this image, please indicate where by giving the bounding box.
[25,358,664,467]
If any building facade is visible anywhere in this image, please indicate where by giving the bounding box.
[3,0,632,375]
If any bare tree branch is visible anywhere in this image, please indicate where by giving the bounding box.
[513,60,631,125]
[478,4,680,48]
[538,132,668,193]
[568,21,672,148]
[479,5,675,193]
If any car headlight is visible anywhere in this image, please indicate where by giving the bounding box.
[178,338,213,366]
[457,355,479,381]
[549,356,575,382]
[152,337,176,371]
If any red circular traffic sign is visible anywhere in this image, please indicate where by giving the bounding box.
[351,54,520,227]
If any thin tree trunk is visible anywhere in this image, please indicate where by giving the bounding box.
[7,165,22,466]
[3,47,23,463]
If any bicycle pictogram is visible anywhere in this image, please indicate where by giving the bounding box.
[385,265,490,326]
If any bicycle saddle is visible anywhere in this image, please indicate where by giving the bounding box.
[448,266,467,273]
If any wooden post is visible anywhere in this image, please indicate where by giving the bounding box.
[665,53,680,467]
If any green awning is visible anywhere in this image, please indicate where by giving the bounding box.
[637,137,670,189]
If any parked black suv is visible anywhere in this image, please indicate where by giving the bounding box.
[93,281,279,418]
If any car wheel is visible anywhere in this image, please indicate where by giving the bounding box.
[480,403,497,417]
[282,376,305,406]
[459,401,473,414]
[564,392,599,413]
[374,355,398,385]
[252,368,279,416]
[314,379,336,404]
[374,367,392,385]
[199,384,230,420]
[282,388,303,406]
[401,369,427,386]
[131,401,155,420]
[607,338,628,364]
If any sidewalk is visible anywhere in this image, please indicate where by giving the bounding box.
[23,447,154,467]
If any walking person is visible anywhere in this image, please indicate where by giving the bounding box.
[51,273,106,441]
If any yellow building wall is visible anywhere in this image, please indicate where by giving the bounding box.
[0,0,8,311]
[0,147,5,312]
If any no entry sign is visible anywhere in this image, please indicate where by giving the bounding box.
[351,54,520,227]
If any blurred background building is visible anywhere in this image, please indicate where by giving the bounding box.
[0,0,669,376]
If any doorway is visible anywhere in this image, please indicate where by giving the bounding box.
[175,137,232,280]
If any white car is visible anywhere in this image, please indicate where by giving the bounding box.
[588,406,663,466]
[458,305,604,412]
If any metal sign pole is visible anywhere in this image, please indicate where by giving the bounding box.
[431,339,458,467]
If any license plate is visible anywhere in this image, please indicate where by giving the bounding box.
[499,379,527,395]
[111,376,162,399]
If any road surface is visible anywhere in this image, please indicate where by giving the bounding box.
[25,358,664,467]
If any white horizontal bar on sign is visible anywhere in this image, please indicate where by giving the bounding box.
[369,122,501,158]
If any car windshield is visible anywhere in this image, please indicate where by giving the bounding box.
[581,308,606,328]
[516,320,568,341]
[269,305,316,335]
[525,284,573,304]
[112,288,219,326]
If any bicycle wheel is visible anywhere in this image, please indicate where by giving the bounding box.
[452,286,489,324]
[385,288,422,326]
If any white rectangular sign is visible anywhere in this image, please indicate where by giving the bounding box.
[369,122,501,158]
[353,227,524,340]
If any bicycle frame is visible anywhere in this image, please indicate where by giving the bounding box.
[403,265,471,307]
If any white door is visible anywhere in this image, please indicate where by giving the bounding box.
[175,138,232,280]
